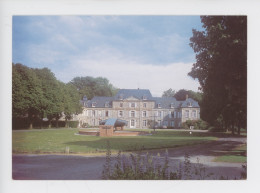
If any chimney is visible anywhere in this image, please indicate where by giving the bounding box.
[186,94,188,100]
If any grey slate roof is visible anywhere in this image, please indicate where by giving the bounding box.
[114,89,153,100]
[82,96,114,108]
[81,89,200,108]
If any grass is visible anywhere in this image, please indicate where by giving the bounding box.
[214,144,247,163]
[13,128,219,154]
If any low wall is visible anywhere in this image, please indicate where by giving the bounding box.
[99,125,114,137]
[78,130,99,136]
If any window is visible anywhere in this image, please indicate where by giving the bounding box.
[92,102,96,107]
[158,120,162,126]
[98,111,102,116]
[143,120,147,127]
[185,110,189,118]
[158,103,161,108]
[131,111,135,117]
[158,111,163,118]
[119,94,123,100]
[143,103,147,108]
[192,110,196,118]
[118,111,123,117]
[105,102,109,107]
[169,111,172,118]
[120,103,123,108]
[105,110,109,117]
[130,119,135,127]
[143,95,147,100]
[170,103,174,108]
[163,121,168,127]
[142,111,147,117]
[187,102,192,107]
[131,102,136,108]
[171,121,175,127]
[92,110,95,117]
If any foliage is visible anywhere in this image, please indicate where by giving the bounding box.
[173,89,203,103]
[162,88,176,97]
[70,76,118,100]
[189,16,247,135]
[12,63,81,129]
[147,119,158,129]
[182,119,209,130]
[102,146,218,180]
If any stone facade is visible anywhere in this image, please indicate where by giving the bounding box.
[77,89,200,129]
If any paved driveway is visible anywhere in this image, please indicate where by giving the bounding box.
[12,137,246,180]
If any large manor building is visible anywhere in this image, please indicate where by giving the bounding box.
[78,89,200,129]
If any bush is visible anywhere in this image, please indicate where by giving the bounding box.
[12,117,79,129]
[208,127,226,132]
[182,119,209,130]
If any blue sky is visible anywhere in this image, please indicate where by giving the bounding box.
[13,16,203,96]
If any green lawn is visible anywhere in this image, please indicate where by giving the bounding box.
[214,144,247,163]
[12,128,218,154]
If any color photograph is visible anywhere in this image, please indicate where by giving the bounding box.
[12,15,247,180]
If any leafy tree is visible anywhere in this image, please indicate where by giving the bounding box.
[189,16,247,134]
[174,89,202,103]
[12,63,44,129]
[70,76,118,100]
[162,88,175,97]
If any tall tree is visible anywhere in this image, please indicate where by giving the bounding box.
[189,16,247,134]
[70,76,117,100]
[12,63,44,128]
[173,89,202,103]
[162,88,176,97]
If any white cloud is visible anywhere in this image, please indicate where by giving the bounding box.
[55,48,200,97]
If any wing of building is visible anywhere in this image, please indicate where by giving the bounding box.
[78,89,200,129]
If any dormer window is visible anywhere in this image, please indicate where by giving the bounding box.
[105,102,109,107]
[142,95,147,100]
[170,103,174,108]
[157,103,161,108]
[119,94,124,100]
[92,102,96,107]
[131,102,136,108]
[187,102,192,107]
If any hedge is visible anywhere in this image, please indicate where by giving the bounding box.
[12,117,79,130]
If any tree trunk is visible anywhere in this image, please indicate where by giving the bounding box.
[231,123,235,135]
[238,124,241,135]
[48,121,51,128]
[56,119,58,128]
[29,122,33,129]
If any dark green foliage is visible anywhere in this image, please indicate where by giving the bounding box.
[70,76,118,100]
[162,88,176,97]
[174,89,203,103]
[12,63,81,129]
[12,117,79,129]
[189,16,247,135]
[101,144,219,180]
[182,119,209,130]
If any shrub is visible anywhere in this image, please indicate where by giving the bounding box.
[182,119,208,130]
[101,141,222,180]
[208,127,226,132]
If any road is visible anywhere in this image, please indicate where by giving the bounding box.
[12,137,246,180]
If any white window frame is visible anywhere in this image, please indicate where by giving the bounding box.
[158,103,161,108]
[143,103,147,108]
[118,110,123,117]
[171,121,175,127]
[143,120,147,127]
[120,102,123,108]
[142,111,147,117]
[130,102,136,108]
[130,111,135,117]
[185,110,189,118]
